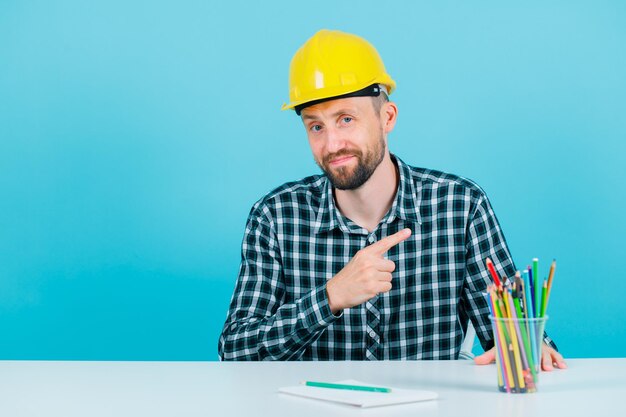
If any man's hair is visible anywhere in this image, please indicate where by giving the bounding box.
[371,89,389,114]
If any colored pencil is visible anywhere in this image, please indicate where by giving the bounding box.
[545,259,557,312]
[533,259,541,320]
[540,279,548,317]
[303,381,392,393]
[503,294,525,390]
[486,258,502,288]
[508,292,530,370]
[527,267,535,318]
[490,292,514,392]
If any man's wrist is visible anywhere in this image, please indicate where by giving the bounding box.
[325,280,343,315]
[302,286,342,329]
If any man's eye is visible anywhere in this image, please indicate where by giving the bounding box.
[310,125,322,132]
[342,117,353,123]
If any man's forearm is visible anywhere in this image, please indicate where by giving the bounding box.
[218,285,339,360]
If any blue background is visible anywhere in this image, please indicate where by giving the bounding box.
[1,0,625,360]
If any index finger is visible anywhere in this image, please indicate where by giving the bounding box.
[367,228,412,255]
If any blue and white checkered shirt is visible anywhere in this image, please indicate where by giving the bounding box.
[219,154,548,360]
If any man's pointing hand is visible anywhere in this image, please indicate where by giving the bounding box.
[326,228,412,314]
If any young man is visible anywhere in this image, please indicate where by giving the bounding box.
[218,30,566,369]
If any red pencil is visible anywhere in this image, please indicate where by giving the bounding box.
[486,258,502,287]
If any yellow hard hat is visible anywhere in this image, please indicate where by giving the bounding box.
[282,29,396,114]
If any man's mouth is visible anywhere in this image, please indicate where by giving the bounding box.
[328,155,355,166]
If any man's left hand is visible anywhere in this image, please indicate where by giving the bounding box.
[474,343,567,371]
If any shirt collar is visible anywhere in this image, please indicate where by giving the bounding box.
[314,154,422,235]
[314,181,340,234]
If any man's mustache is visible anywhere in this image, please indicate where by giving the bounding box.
[323,150,362,166]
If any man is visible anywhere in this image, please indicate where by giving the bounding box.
[218,29,566,369]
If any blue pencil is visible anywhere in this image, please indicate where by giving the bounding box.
[523,270,533,318]
[522,269,538,368]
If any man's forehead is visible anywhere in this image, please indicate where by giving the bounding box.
[300,96,371,119]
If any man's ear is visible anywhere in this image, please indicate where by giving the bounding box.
[382,101,398,134]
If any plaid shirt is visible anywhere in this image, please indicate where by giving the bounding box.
[219,154,551,360]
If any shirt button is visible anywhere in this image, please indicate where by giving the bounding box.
[368,235,376,244]
[369,330,377,338]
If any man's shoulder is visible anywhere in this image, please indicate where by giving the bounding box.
[403,162,487,198]
[263,174,327,202]
[248,174,327,218]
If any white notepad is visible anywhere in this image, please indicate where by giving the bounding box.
[278,379,438,408]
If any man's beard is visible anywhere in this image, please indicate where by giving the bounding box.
[316,132,386,190]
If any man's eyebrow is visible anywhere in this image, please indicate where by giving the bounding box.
[301,114,319,121]
[301,108,359,121]
[331,108,358,117]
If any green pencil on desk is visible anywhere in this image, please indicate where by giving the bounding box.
[302,381,392,393]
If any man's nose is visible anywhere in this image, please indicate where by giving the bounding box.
[325,126,346,154]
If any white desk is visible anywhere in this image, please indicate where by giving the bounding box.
[0,359,624,417]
